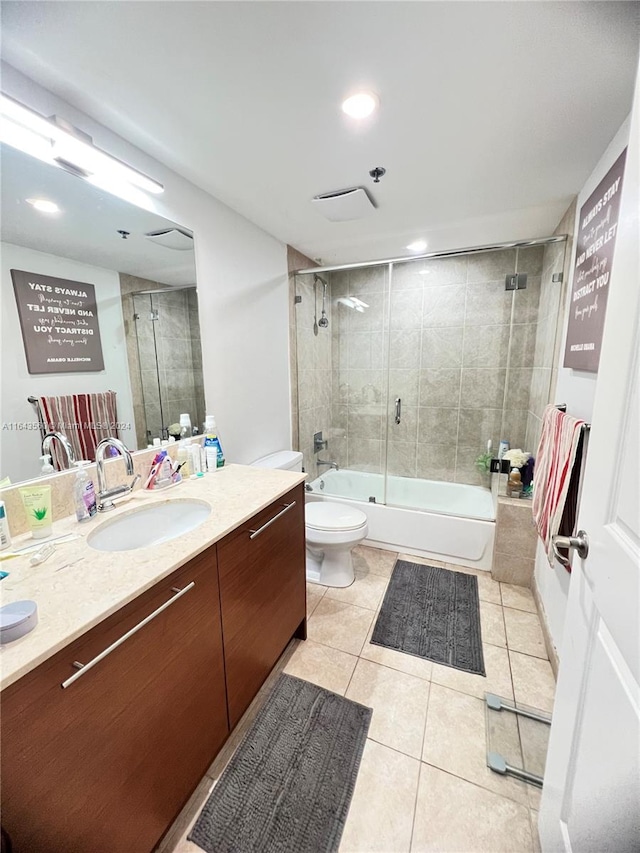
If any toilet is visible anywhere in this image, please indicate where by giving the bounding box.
[251,450,368,587]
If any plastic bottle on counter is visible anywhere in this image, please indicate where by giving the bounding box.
[0,501,11,551]
[73,461,97,522]
[204,415,225,472]
[40,454,54,474]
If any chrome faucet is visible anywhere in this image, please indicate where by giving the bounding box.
[42,432,76,469]
[317,459,339,471]
[95,438,141,512]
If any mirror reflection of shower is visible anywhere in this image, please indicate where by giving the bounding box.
[315,274,329,328]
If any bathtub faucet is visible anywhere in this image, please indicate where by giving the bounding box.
[317,459,339,471]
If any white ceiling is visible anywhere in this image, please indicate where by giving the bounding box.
[2,1,638,265]
[1,144,197,285]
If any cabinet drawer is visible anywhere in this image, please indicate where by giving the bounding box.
[218,484,306,726]
[1,548,229,853]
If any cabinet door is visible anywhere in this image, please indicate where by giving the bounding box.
[218,484,306,727]
[1,549,228,853]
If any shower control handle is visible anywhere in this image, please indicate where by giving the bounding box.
[395,397,402,425]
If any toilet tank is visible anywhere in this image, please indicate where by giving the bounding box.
[251,450,303,472]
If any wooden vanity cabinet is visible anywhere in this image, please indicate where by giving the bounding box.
[217,484,306,727]
[0,548,229,853]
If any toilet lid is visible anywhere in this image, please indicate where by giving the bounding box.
[306,502,367,531]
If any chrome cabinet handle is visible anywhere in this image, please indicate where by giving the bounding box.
[395,397,402,425]
[249,501,296,540]
[61,582,195,689]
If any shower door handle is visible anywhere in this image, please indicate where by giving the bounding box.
[394,397,402,425]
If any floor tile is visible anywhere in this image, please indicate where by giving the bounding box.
[529,785,542,811]
[353,545,398,578]
[500,582,537,613]
[307,586,325,616]
[283,639,358,695]
[360,620,433,682]
[307,597,375,656]
[325,570,389,611]
[339,739,420,853]
[431,642,514,701]
[422,684,528,806]
[346,659,430,759]
[509,651,556,713]
[480,600,507,648]
[411,765,534,852]
[531,809,542,853]
[307,580,326,599]
[504,608,548,659]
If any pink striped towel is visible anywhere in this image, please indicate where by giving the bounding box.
[533,404,585,565]
[38,392,119,468]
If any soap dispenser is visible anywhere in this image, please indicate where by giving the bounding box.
[40,454,54,475]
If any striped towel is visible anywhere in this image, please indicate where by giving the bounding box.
[38,392,119,468]
[533,404,585,566]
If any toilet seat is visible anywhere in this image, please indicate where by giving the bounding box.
[305,502,367,532]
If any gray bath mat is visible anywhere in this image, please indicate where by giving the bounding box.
[371,560,486,676]
[188,673,372,853]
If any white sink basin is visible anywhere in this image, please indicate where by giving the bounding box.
[87,499,211,552]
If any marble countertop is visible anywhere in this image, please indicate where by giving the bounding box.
[0,464,306,690]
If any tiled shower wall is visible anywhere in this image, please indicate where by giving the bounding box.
[525,201,576,453]
[120,275,204,447]
[328,246,546,486]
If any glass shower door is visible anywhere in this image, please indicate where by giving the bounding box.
[295,265,390,503]
[384,244,564,514]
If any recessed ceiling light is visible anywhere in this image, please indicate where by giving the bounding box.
[26,198,60,214]
[406,239,427,253]
[341,91,378,119]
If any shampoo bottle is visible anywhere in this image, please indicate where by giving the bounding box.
[73,461,97,522]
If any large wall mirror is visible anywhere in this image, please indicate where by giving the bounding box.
[1,143,204,485]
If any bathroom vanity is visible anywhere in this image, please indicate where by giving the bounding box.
[0,466,306,853]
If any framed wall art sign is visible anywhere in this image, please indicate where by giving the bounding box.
[564,149,627,372]
[11,269,105,374]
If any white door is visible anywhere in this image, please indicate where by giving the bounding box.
[538,69,640,851]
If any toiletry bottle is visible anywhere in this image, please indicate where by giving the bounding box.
[498,439,510,460]
[179,413,192,440]
[40,454,54,475]
[0,501,11,551]
[189,442,202,477]
[204,415,225,471]
[19,485,52,539]
[176,441,191,478]
[73,461,97,522]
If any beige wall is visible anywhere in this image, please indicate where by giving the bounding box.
[524,200,577,454]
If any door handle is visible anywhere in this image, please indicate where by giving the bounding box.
[552,530,589,566]
[394,397,402,425]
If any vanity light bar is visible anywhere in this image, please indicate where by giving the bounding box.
[0,93,164,195]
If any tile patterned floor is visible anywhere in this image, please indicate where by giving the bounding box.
[162,546,555,853]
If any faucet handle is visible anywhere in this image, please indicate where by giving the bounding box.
[129,474,141,491]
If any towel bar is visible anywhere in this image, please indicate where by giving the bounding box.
[555,403,591,431]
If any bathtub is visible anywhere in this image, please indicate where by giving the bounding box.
[306,469,495,571]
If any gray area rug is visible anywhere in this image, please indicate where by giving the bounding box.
[188,673,372,853]
[371,560,486,676]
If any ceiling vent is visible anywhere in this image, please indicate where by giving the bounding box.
[144,227,193,250]
[311,187,376,222]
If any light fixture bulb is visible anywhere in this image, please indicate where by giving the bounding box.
[406,240,428,253]
[341,91,378,119]
[26,198,60,213]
